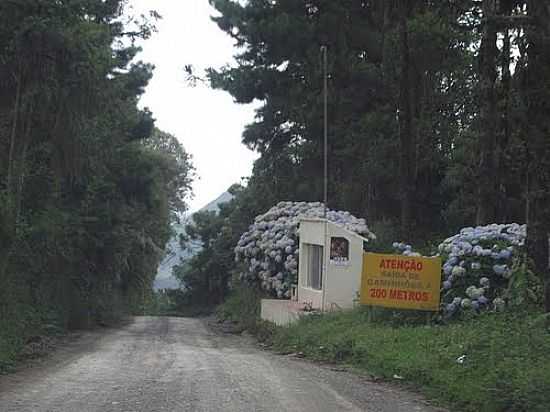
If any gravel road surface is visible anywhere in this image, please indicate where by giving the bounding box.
[0,317,443,412]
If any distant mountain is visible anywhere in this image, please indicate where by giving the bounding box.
[199,191,234,214]
[153,191,234,290]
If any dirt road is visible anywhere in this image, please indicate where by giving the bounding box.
[0,317,442,412]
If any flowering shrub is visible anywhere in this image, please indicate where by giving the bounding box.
[234,201,375,297]
[392,242,421,257]
[394,223,531,316]
[437,223,526,316]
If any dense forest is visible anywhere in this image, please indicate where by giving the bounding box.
[0,0,194,367]
[181,0,549,310]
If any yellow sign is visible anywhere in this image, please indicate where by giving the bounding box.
[360,253,442,311]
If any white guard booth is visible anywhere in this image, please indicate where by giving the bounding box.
[260,218,368,325]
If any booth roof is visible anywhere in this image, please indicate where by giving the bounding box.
[298,217,372,243]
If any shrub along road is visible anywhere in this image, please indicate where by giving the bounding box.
[0,317,442,412]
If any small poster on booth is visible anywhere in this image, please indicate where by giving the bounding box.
[330,237,350,266]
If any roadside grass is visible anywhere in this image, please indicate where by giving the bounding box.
[1,296,121,374]
[0,325,22,373]
[0,300,42,373]
[263,308,550,412]
[217,285,263,330]
[219,287,550,412]
[217,285,550,411]
[0,307,39,374]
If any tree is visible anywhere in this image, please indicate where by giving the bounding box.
[208,0,475,241]
[476,0,499,224]
[523,0,550,312]
[397,0,415,240]
[0,0,194,341]
[144,128,196,216]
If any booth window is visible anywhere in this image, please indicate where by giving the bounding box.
[304,243,323,290]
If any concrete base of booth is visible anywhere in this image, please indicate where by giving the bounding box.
[260,299,311,326]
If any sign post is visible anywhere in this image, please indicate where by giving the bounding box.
[360,253,442,311]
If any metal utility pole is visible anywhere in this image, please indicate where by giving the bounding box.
[321,45,328,220]
[320,45,328,311]
[142,228,146,317]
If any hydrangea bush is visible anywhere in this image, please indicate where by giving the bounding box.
[234,201,375,298]
[437,223,527,316]
[394,224,528,316]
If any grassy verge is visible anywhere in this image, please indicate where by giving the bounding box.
[218,286,550,411]
[0,324,23,373]
[1,290,127,374]
[0,307,54,374]
[217,285,277,340]
[266,308,550,412]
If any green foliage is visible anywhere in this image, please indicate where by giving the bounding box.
[138,289,190,317]
[270,309,550,412]
[174,183,264,306]
[0,1,193,368]
[174,208,235,306]
[505,254,544,308]
[217,284,264,332]
[366,219,400,253]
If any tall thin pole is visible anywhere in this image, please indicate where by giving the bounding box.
[322,46,328,218]
[321,45,328,311]
[142,228,146,317]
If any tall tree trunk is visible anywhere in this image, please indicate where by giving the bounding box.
[497,2,513,222]
[1,69,24,287]
[476,0,498,225]
[525,0,550,312]
[398,1,414,241]
[380,0,392,79]
[7,74,21,195]
[526,173,550,310]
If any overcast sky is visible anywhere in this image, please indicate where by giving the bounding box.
[128,0,258,212]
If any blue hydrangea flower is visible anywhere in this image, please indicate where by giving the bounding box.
[447,256,458,265]
[446,303,457,313]
[498,249,512,260]
[452,266,466,277]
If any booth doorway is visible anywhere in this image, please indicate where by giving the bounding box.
[304,243,323,290]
